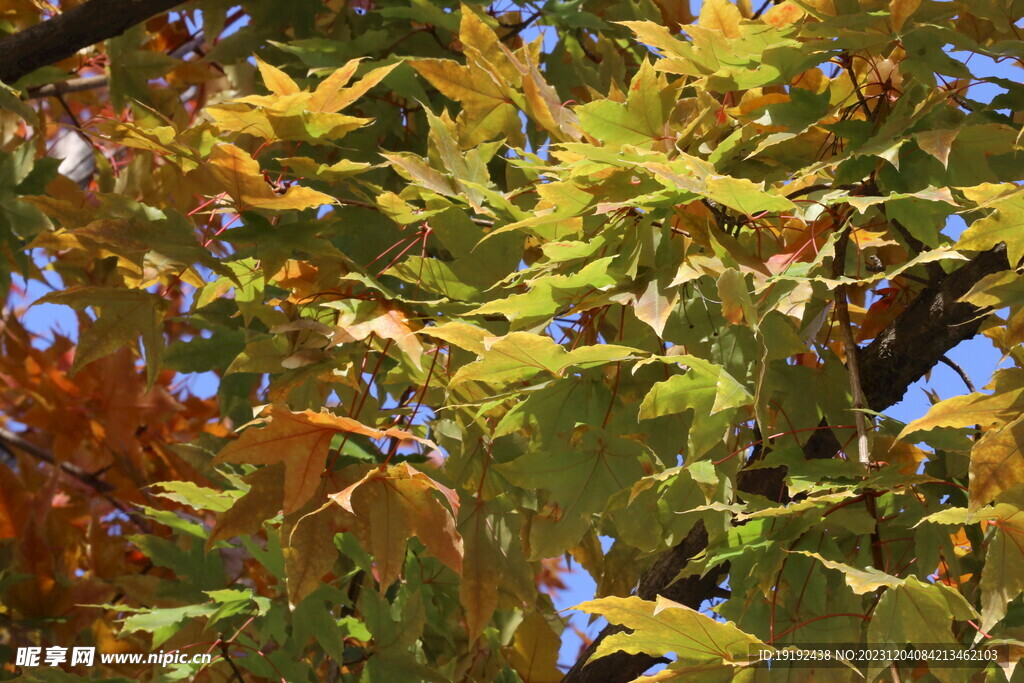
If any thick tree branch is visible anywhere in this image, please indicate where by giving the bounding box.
[563,522,727,682]
[24,30,207,98]
[802,243,1009,461]
[860,245,1008,406]
[566,244,1011,682]
[0,0,190,85]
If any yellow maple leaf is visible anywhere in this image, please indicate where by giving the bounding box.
[203,144,336,211]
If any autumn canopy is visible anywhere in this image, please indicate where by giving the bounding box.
[1,0,1024,680]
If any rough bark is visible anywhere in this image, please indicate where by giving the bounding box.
[801,243,1010,461]
[565,244,1011,682]
[0,0,189,85]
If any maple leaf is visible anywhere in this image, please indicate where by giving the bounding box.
[890,0,923,32]
[34,287,168,386]
[309,61,399,113]
[898,368,1024,439]
[450,332,639,388]
[457,501,503,639]
[969,414,1024,511]
[201,144,337,211]
[284,503,347,606]
[574,595,765,667]
[6,0,1024,676]
[213,407,435,514]
[254,55,300,96]
[331,462,463,591]
[327,300,424,369]
[956,185,1024,264]
[868,576,977,646]
[980,492,1024,630]
[508,611,562,683]
[500,430,648,557]
[411,58,521,146]
[698,0,742,38]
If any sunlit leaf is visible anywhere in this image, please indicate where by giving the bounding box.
[574,595,765,666]
[203,144,337,211]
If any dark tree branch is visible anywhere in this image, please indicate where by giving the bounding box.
[26,74,108,98]
[500,10,542,43]
[940,354,977,393]
[803,243,1009,461]
[0,425,152,532]
[842,53,874,120]
[0,425,113,493]
[751,0,782,20]
[563,522,728,682]
[0,0,191,85]
[565,244,1011,682]
[217,638,246,683]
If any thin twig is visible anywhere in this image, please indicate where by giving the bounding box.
[940,354,981,442]
[0,425,151,531]
[26,29,204,99]
[336,196,494,226]
[833,216,886,584]
[218,639,246,683]
[831,222,871,466]
[752,0,779,19]
[939,354,976,392]
[53,90,100,157]
[27,75,107,98]
[340,570,365,617]
[0,425,113,492]
[500,10,542,43]
[842,55,874,119]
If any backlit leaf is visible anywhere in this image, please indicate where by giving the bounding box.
[957,186,1024,264]
[508,611,562,683]
[980,493,1024,630]
[574,595,765,666]
[203,144,337,211]
[330,463,462,591]
[34,287,167,385]
[898,369,1024,439]
[254,55,300,96]
[867,576,977,646]
[970,414,1024,511]
[214,407,434,514]
[699,0,742,38]
[890,0,922,32]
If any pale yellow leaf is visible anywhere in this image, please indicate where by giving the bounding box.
[255,55,300,95]
[699,0,742,38]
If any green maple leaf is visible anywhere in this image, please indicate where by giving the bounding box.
[499,430,649,557]
[34,287,168,386]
